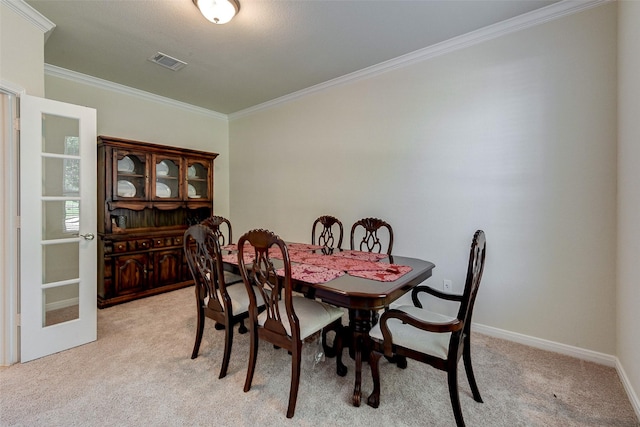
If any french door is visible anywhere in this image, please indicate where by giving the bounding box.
[19,94,97,362]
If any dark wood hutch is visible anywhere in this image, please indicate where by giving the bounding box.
[97,136,218,308]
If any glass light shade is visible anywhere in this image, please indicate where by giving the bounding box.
[194,0,239,25]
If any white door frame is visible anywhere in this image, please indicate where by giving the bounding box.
[0,81,24,366]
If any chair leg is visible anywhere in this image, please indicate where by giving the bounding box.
[463,340,483,403]
[447,367,466,427]
[322,328,336,358]
[322,318,341,358]
[191,305,205,359]
[334,324,347,376]
[384,354,408,369]
[243,325,258,393]
[238,320,248,334]
[366,350,382,408]
[287,342,302,418]
[219,321,233,379]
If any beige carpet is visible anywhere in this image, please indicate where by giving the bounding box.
[1,286,638,426]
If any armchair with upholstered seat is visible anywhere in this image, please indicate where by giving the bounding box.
[238,229,345,418]
[367,230,487,427]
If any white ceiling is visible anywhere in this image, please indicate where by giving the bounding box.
[25,0,562,114]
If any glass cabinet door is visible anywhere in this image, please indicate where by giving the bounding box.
[114,150,147,200]
[152,154,182,200]
[186,159,210,200]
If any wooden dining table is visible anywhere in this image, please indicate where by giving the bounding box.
[221,243,436,407]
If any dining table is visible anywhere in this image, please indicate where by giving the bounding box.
[220,242,436,407]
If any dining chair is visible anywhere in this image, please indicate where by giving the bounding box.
[238,229,345,418]
[200,215,243,285]
[184,224,256,378]
[350,217,394,256]
[311,215,346,356]
[366,230,487,427]
[312,215,343,250]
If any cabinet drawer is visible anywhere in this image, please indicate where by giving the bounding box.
[113,241,128,253]
[173,236,184,246]
[130,239,152,251]
[153,237,173,248]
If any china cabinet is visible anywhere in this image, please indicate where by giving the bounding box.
[97,136,218,308]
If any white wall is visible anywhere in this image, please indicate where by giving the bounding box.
[0,1,48,366]
[617,0,640,415]
[230,4,618,354]
[44,75,231,217]
[0,2,46,96]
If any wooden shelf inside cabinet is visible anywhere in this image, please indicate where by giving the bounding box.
[97,135,218,308]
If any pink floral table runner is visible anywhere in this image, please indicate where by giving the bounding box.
[332,250,387,262]
[276,264,345,283]
[221,243,412,282]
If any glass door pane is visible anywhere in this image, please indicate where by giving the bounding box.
[186,159,209,200]
[153,155,181,200]
[41,113,81,325]
[114,150,147,199]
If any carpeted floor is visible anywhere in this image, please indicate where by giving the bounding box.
[1,286,638,426]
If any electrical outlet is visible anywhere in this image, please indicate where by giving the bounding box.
[443,279,452,292]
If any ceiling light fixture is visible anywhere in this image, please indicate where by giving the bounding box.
[193,0,240,25]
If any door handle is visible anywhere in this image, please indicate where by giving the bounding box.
[79,233,95,241]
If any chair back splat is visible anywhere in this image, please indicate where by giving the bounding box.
[201,215,233,247]
[350,217,394,255]
[367,230,486,427]
[200,215,243,285]
[238,229,344,418]
[312,215,344,250]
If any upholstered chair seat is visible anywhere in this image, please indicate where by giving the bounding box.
[257,296,344,340]
[369,305,454,360]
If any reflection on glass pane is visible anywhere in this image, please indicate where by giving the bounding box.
[42,114,79,154]
[156,158,178,177]
[43,242,79,283]
[43,200,80,239]
[44,283,79,327]
[43,157,80,197]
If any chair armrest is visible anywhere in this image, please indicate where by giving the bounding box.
[378,309,463,357]
[411,285,462,308]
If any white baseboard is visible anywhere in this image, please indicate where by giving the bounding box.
[472,323,617,366]
[615,359,640,421]
[45,297,79,312]
[473,323,640,421]
[471,323,618,368]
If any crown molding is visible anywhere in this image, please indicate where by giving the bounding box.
[44,64,228,120]
[229,0,609,120]
[0,79,26,96]
[1,0,55,40]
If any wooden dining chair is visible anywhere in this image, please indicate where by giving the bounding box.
[312,215,346,356]
[312,215,343,250]
[238,229,345,418]
[350,217,394,256]
[184,224,255,378]
[366,230,487,427]
[200,215,243,285]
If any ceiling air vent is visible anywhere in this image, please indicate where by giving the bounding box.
[148,52,187,71]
